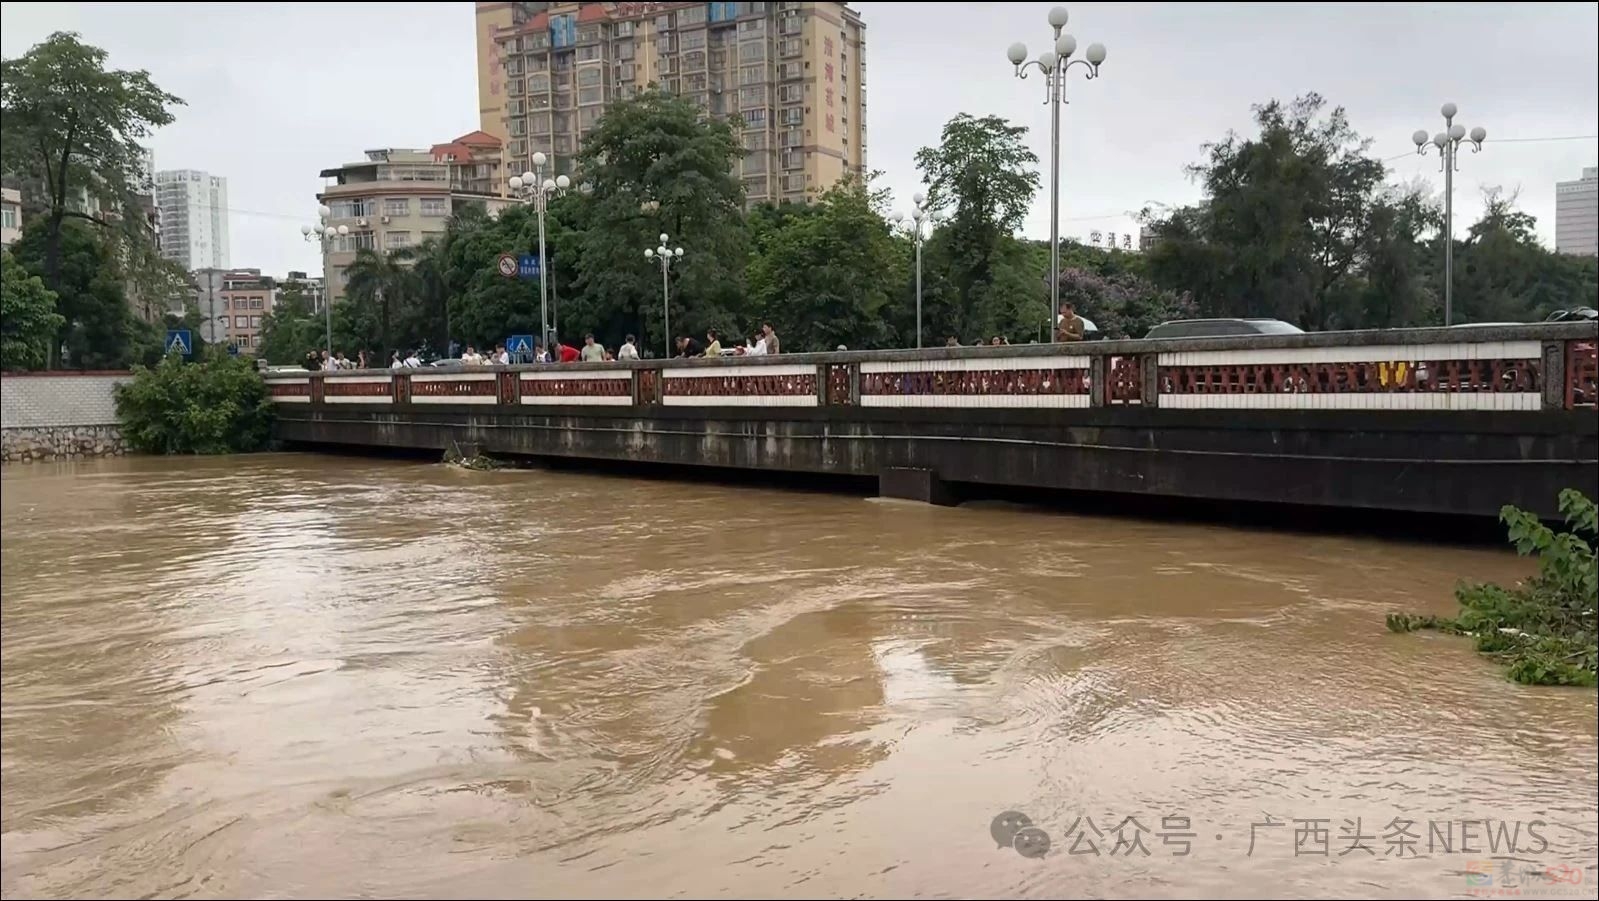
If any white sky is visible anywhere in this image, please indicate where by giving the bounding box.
[3,1,1596,278]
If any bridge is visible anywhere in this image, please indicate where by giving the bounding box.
[264,322,1598,520]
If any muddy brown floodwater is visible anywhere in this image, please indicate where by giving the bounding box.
[1,455,1595,900]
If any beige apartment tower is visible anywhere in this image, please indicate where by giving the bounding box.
[475,1,867,206]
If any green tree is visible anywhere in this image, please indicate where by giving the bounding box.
[258,282,325,364]
[913,114,1042,341]
[1,32,184,340]
[1143,93,1408,331]
[1445,189,1599,323]
[1056,267,1197,340]
[9,218,146,368]
[574,88,749,354]
[115,348,273,454]
[1,248,65,370]
[747,177,907,352]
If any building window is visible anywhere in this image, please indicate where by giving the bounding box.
[510,118,527,136]
[655,13,672,31]
[619,61,636,81]
[527,73,550,93]
[508,78,525,95]
[740,64,764,85]
[739,40,766,62]
[576,24,602,43]
[779,37,800,57]
[680,29,707,51]
[780,127,802,147]
[579,106,603,127]
[421,198,449,217]
[217,315,231,329]
[743,154,767,175]
[739,85,766,107]
[327,199,372,219]
[782,174,805,193]
[740,18,766,35]
[781,149,799,169]
[744,175,768,195]
[251,298,264,309]
[743,107,767,127]
[778,62,801,80]
[680,5,706,25]
[530,111,552,133]
[744,132,768,151]
[781,106,803,125]
[579,86,603,105]
[383,198,410,217]
[778,84,803,103]
[385,231,412,250]
[615,40,635,60]
[530,94,551,109]
[577,44,602,62]
[554,135,573,154]
[507,58,523,76]
[616,21,634,37]
[251,315,262,328]
[578,67,602,87]
[527,33,549,51]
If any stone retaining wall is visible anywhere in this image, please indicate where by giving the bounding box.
[2,371,133,463]
[2,425,127,462]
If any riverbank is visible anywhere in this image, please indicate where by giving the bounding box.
[1,371,132,462]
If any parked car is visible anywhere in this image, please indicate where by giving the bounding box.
[1143,318,1304,340]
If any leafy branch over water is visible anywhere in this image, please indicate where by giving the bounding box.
[1387,490,1598,687]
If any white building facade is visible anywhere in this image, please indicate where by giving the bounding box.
[154,169,230,270]
[1555,166,1597,257]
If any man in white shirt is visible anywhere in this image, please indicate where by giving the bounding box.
[617,334,639,361]
[492,344,510,365]
[403,351,422,368]
[461,345,483,365]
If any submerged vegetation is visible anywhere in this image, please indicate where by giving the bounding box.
[1388,490,1598,686]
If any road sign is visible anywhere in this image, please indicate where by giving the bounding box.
[518,253,542,279]
[506,334,535,356]
[165,329,192,356]
[496,253,518,278]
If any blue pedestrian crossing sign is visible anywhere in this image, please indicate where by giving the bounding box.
[165,329,193,356]
[518,253,542,279]
[506,334,535,356]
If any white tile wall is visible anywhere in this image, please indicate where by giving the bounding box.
[1,374,132,428]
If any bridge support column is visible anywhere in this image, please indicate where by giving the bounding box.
[878,467,957,506]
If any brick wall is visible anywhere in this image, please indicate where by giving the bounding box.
[2,372,131,428]
[2,372,133,461]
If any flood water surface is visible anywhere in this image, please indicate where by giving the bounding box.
[1,455,1594,899]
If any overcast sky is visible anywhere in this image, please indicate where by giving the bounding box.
[3,2,1595,278]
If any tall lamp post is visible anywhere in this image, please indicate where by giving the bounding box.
[890,193,945,349]
[300,204,348,360]
[509,153,568,347]
[1007,6,1105,342]
[644,234,685,358]
[1412,103,1486,327]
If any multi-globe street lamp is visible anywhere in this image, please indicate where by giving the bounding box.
[300,204,347,361]
[1412,103,1487,327]
[1007,6,1105,342]
[889,193,946,349]
[644,234,685,358]
[508,152,569,347]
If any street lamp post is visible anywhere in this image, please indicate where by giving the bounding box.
[300,204,349,361]
[890,193,945,349]
[509,153,569,347]
[1412,103,1486,327]
[1007,6,1105,343]
[644,234,685,358]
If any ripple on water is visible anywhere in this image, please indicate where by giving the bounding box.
[1,456,1594,900]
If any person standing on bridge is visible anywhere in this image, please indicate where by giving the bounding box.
[555,339,581,363]
[1057,302,1086,343]
[761,322,780,355]
[493,343,510,365]
[618,335,639,361]
[704,329,722,357]
[580,334,605,362]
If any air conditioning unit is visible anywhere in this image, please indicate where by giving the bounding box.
[358,218,368,227]
[381,216,390,224]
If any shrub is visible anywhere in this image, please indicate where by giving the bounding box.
[1387,490,1598,686]
[115,349,274,454]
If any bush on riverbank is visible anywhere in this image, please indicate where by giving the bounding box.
[1387,490,1598,686]
[115,350,274,454]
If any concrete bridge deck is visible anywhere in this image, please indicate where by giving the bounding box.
[263,323,1598,520]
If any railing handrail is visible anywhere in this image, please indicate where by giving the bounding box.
[266,321,1598,379]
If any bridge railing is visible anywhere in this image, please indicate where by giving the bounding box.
[263,322,1598,413]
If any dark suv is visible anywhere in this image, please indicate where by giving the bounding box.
[1143,318,1304,340]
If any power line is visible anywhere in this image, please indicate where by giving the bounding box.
[1384,133,1597,162]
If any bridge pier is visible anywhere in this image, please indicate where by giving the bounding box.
[878,467,957,507]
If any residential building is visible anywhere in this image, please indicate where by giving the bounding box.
[431,129,510,197]
[155,169,231,271]
[192,268,274,353]
[476,1,868,207]
[1555,166,1597,257]
[316,143,513,302]
[1,187,20,248]
[279,270,327,314]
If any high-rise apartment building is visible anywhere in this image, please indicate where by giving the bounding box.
[476,1,867,207]
[1555,166,1597,257]
[316,140,514,303]
[155,169,230,271]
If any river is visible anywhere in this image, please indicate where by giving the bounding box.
[1,455,1594,899]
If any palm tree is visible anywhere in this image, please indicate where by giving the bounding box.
[341,249,416,356]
